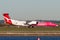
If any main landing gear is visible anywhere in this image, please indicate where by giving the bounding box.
[28,25,34,28]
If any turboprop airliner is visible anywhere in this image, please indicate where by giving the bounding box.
[3,13,58,28]
[3,13,29,28]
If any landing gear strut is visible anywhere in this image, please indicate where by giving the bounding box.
[18,26,20,28]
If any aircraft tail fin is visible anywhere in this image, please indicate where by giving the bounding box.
[3,13,12,24]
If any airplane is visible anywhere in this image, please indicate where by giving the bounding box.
[26,20,58,28]
[36,21,58,27]
[3,13,29,28]
[3,13,58,28]
[3,13,39,28]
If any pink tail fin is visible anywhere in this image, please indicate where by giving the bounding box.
[3,13,12,24]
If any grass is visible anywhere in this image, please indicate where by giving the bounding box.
[0,26,60,32]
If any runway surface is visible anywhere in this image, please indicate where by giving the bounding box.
[0,31,60,36]
[0,26,60,36]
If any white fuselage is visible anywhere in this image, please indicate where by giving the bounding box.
[11,19,37,26]
[28,21,37,25]
[11,19,28,26]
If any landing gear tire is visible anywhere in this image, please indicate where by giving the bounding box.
[28,25,34,28]
[31,26,34,28]
[28,26,30,28]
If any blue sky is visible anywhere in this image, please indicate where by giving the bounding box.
[0,0,60,20]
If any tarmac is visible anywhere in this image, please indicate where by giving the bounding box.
[0,25,60,36]
[0,31,60,36]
